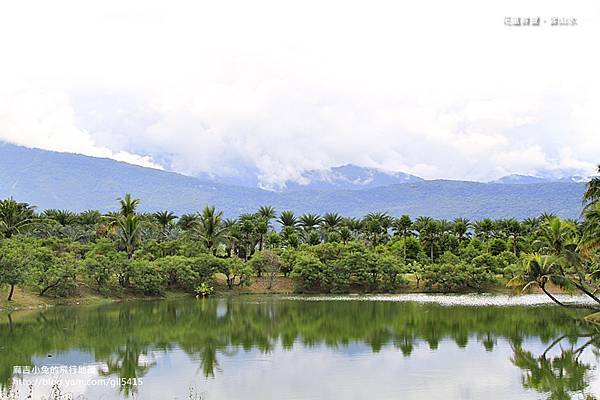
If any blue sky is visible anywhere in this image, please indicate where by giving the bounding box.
[0,0,598,188]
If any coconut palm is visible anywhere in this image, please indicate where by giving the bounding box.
[117,214,143,258]
[195,206,228,255]
[118,194,140,217]
[534,217,577,256]
[508,253,599,311]
[580,201,600,256]
[582,164,600,211]
[0,198,35,238]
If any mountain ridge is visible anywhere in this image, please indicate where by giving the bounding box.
[0,142,586,219]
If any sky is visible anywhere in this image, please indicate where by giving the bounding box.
[0,0,599,188]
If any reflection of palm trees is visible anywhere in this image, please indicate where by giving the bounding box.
[511,333,600,400]
[99,339,155,397]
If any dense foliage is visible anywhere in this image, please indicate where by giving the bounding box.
[0,166,599,308]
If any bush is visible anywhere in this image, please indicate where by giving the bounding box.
[131,259,167,295]
[423,262,496,292]
[291,252,324,291]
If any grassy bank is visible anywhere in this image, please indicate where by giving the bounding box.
[1,273,561,313]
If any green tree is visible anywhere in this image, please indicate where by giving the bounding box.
[0,198,35,238]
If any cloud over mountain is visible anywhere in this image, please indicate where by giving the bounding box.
[0,0,598,187]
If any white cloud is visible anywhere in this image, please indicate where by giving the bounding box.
[0,0,598,187]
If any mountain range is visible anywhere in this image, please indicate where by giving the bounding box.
[0,142,587,220]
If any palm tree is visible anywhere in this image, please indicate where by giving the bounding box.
[195,206,228,255]
[392,215,413,260]
[343,217,363,238]
[118,194,140,217]
[362,212,392,245]
[504,218,523,255]
[452,218,471,243]
[0,198,35,238]
[257,206,276,225]
[321,212,344,232]
[43,209,76,226]
[79,210,101,225]
[534,217,577,256]
[153,211,177,231]
[474,218,495,241]
[522,216,542,236]
[117,214,143,258]
[508,253,599,311]
[299,213,322,231]
[415,218,440,261]
[580,201,600,256]
[177,213,198,230]
[582,164,600,211]
[277,210,298,229]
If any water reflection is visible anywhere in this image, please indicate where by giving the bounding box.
[1,297,599,399]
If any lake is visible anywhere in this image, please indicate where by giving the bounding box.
[1,295,599,399]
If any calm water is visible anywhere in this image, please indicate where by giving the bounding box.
[1,295,599,400]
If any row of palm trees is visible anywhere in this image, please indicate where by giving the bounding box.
[1,165,599,264]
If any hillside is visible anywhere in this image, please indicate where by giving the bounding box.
[0,143,585,219]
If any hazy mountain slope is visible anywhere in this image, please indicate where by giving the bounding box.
[283,164,423,190]
[0,143,585,219]
[0,142,273,215]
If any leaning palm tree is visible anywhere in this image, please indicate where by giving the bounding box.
[195,206,228,255]
[0,198,35,238]
[508,253,599,312]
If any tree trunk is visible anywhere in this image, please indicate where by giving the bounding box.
[540,283,600,311]
[7,284,15,301]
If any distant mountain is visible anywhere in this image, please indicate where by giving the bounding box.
[193,163,423,190]
[283,164,423,191]
[492,174,588,185]
[0,142,586,219]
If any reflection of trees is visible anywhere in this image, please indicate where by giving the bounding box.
[0,298,598,396]
[99,338,155,397]
[512,332,600,400]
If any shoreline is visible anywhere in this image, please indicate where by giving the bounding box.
[0,277,582,314]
